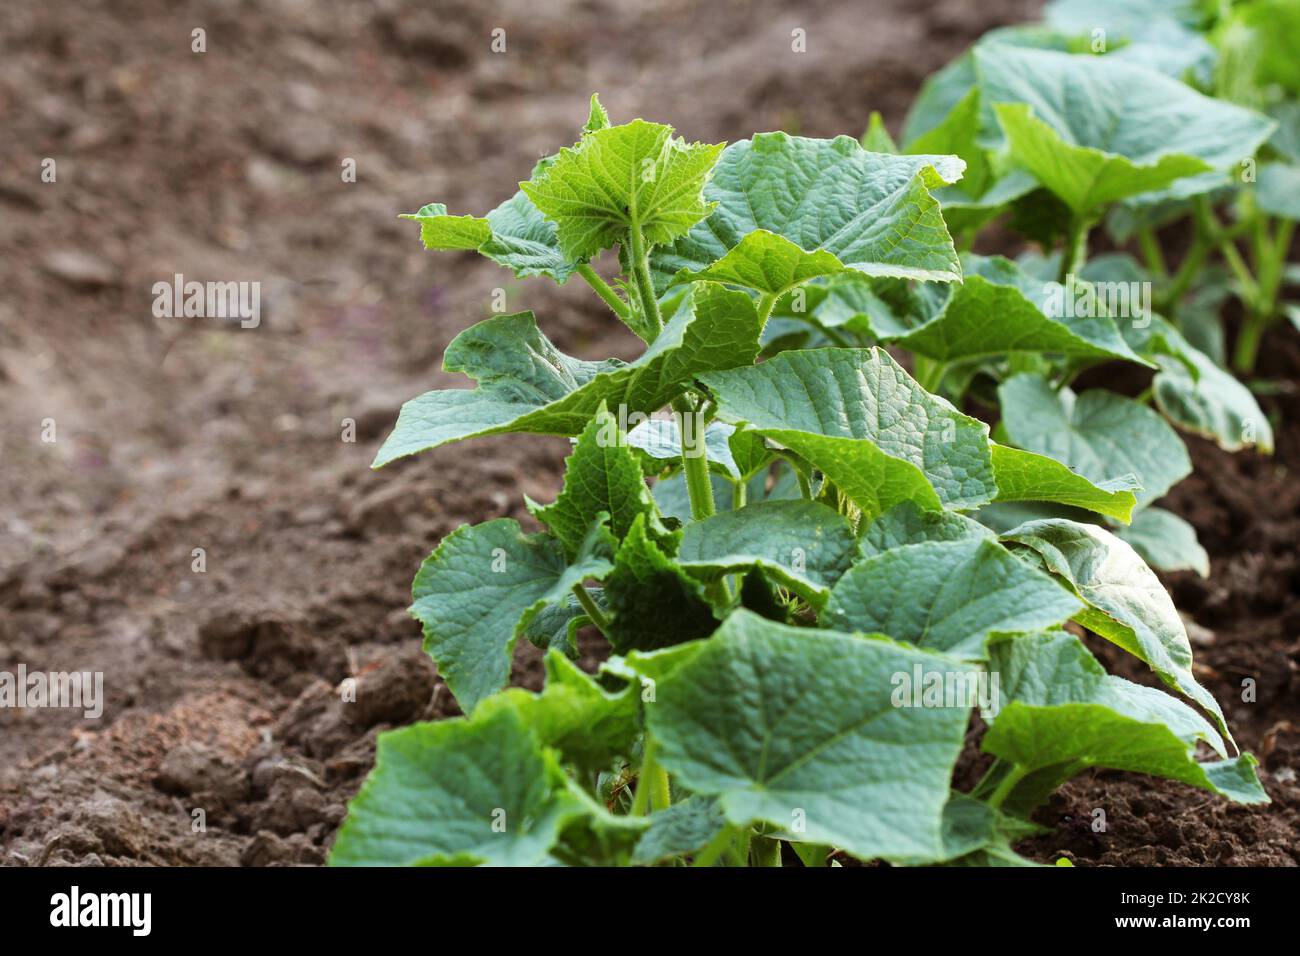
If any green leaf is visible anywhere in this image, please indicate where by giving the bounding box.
[861,111,898,153]
[329,708,581,866]
[475,651,640,775]
[1001,518,1231,741]
[410,518,614,712]
[824,538,1082,658]
[998,373,1190,510]
[530,404,673,556]
[670,228,847,296]
[627,418,773,482]
[1114,507,1210,577]
[604,514,718,654]
[584,93,610,133]
[401,185,581,283]
[700,347,996,514]
[373,283,760,467]
[630,796,728,866]
[1128,319,1275,453]
[990,443,1139,523]
[522,589,600,657]
[629,610,973,863]
[858,500,994,559]
[880,255,1150,364]
[520,119,724,260]
[651,133,966,289]
[1256,162,1300,221]
[983,630,1266,812]
[974,46,1275,213]
[676,500,858,606]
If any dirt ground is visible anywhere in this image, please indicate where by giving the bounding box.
[1,0,1295,867]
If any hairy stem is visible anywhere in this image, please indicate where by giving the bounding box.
[1058,215,1090,283]
[571,582,610,634]
[673,394,716,520]
[627,222,662,341]
[576,263,632,324]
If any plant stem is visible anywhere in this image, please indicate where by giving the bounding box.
[732,478,747,510]
[1137,227,1167,279]
[576,263,632,323]
[756,292,777,331]
[571,583,610,634]
[627,223,663,342]
[672,394,716,520]
[750,834,783,867]
[1058,215,1090,283]
[691,824,738,867]
[631,737,670,816]
[987,764,1029,810]
[1232,314,1267,373]
[795,467,813,500]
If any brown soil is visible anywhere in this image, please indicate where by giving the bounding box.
[1,0,1294,868]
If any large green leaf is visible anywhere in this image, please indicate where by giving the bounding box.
[410,518,613,712]
[1001,518,1230,740]
[824,538,1082,658]
[603,514,717,653]
[373,283,760,467]
[983,630,1266,814]
[990,443,1139,523]
[878,255,1149,364]
[676,499,858,606]
[329,708,581,866]
[701,347,995,513]
[651,133,966,288]
[974,46,1275,213]
[520,119,723,260]
[1115,506,1210,577]
[998,373,1190,510]
[629,610,973,863]
[530,404,672,556]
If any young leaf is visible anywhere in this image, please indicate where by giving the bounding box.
[628,610,974,863]
[974,46,1275,213]
[861,111,898,153]
[1001,518,1231,741]
[474,651,640,776]
[824,538,1082,658]
[675,499,858,606]
[329,708,581,866]
[982,630,1266,813]
[651,133,966,288]
[520,119,724,260]
[530,403,674,556]
[603,514,717,654]
[410,518,614,712]
[670,228,848,297]
[998,373,1191,510]
[373,283,760,467]
[1115,507,1210,578]
[700,347,997,514]
[990,443,1139,523]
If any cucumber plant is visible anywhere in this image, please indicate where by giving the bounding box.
[329,93,1268,867]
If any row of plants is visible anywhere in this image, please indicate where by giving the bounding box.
[330,1,1295,867]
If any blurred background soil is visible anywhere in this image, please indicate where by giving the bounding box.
[0,0,1295,866]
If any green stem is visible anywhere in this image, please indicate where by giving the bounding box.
[672,395,715,520]
[756,292,777,330]
[691,824,739,867]
[1232,314,1267,374]
[732,478,747,510]
[576,263,631,323]
[1137,227,1167,279]
[987,764,1029,810]
[627,223,662,342]
[795,468,813,501]
[1058,215,1090,283]
[631,737,670,816]
[571,583,610,634]
[750,834,783,867]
